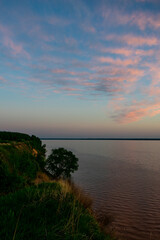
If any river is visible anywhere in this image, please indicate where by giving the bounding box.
[43,140,160,240]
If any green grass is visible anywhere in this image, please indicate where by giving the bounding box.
[0,144,39,194]
[0,183,112,240]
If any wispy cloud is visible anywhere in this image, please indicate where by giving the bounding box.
[100,48,133,57]
[101,6,160,30]
[111,101,160,123]
[1,0,160,130]
[0,24,30,59]
[106,34,158,46]
[97,56,140,66]
[4,36,30,58]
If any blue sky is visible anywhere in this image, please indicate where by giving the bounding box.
[0,0,160,137]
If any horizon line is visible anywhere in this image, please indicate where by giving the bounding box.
[40,137,160,141]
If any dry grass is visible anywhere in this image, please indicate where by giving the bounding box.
[61,179,93,209]
[57,180,118,239]
[57,179,72,196]
[14,142,29,151]
[32,148,38,157]
[34,172,93,210]
[34,172,114,236]
[14,143,38,158]
[34,172,54,185]
[0,143,11,146]
[33,171,115,239]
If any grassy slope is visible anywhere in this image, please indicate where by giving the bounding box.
[0,183,113,240]
[0,133,114,240]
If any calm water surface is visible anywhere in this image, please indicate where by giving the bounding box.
[43,140,160,240]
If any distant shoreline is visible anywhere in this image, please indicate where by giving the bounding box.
[41,138,160,141]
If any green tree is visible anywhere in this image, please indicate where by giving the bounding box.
[45,148,79,178]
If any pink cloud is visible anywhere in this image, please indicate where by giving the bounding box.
[61,87,81,92]
[53,90,61,93]
[51,69,77,76]
[131,12,160,30]
[110,99,160,123]
[149,86,160,96]
[122,12,160,30]
[143,62,160,88]
[100,76,125,82]
[101,48,133,57]
[91,44,155,58]
[124,104,160,123]
[101,7,160,30]
[51,69,78,76]
[127,68,144,77]
[143,63,160,100]
[106,34,158,46]
[118,108,149,123]
[0,24,30,59]
[51,69,88,77]
[93,66,144,76]
[4,36,30,58]
[135,49,154,56]
[97,56,140,66]
[51,69,68,74]
[82,82,97,86]
[90,66,145,92]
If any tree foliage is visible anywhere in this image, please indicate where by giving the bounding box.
[0,131,30,142]
[46,148,79,178]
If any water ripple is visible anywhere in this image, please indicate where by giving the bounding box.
[44,140,160,240]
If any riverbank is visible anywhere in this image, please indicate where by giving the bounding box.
[0,131,114,240]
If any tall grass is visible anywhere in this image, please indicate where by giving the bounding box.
[0,183,113,240]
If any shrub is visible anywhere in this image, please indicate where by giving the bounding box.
[45,148,79,179]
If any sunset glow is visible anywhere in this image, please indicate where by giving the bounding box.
[0,0,160,137]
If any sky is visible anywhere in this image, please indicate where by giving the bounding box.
[0,0,160,138]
